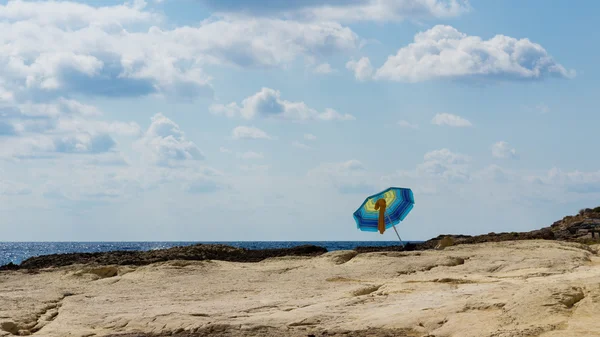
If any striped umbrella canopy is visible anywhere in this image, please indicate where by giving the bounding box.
[353,187,414,243]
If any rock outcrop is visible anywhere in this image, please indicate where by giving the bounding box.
[549,207,600,241]
[3,207,600,271]
[355,229,555,253]
[1,240,599,337]
[0,244,327,271]
[357,207,600,253]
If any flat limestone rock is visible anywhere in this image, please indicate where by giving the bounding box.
[1,240,600,337]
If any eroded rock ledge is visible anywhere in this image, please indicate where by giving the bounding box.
[102,326,416,337]
[3,207,600,271]
[0,244,327,271]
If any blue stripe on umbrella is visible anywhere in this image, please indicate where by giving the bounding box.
[353,187,414,232]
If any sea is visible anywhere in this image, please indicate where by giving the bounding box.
[0,241,420,266]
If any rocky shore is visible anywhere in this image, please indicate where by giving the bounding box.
[0,244,328,271]
[357,207,600,253]
[2,239,599,337]
[3,207,599,271]
[2,208,600,337]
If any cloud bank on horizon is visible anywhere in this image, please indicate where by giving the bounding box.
[0,0,597,241]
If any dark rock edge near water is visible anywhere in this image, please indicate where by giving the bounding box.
[3,208,600,271]
[101,325,415,337]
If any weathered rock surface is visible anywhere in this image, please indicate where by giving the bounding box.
[549,207,600,241]
[0,244,327,271]
[4,208,600,272]
[2,209,600,336]
[357,207,600,253]
[1,240,600,337]
[101,326,417,337]
[355,229,555,253]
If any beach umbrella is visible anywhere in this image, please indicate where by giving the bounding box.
[353,187,414,245]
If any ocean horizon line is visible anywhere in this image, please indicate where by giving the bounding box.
[0,241,424,266]
[0,240,425,243]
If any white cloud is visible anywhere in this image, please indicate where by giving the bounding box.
[305,0,470,23]
[398,148,471,183]
[203,0,470,23]
[240,164,270,172]
[0,2,361,101]
[184,18,359,68]
[0,84,15,104]
[4,1,593,243]
[385,151,590,211]
[346,57,373,81]
[54,98,102,117]
[308,159,377,194]
[431,113,472,127]
[209,103,240,118]
[388,153,600,206]
[184,178,227,194]
[0,0,155,27]
[211,87,355,121]
[56,119,141,137]
[423,148,469,164]
[535,103,549,114]
[398,120,418,129]
[474,164,516,183]
[525,168,600,196]
[308,159,365,176]
[136,113,204,166]
[521,103,550,115]
[535,168,600,188]
[318,108,356,121]
[53,133,116,154]
[34,166,139,202]
[0,98,140,159]
[373,25,574,82]
[85,152,130,167]
[0,5,209,100]
[491,141,517,159]
[313,63,335,74]
[238,151,264,159]
[16,98,102,119]
[292,141,311,150]
[148,165,226,192]
[232,126,272,140]
[0,135,55,159]
[0,180,31,196]
[29,162,227,206]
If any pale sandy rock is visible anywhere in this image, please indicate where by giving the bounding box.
[435,236,455,250]
[1,240,599,337]
[318,250,358,265]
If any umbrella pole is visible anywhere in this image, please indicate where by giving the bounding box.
[392,225,404,247]
[386,215,405,247]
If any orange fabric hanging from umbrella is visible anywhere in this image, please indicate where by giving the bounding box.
[374,198,386,234]
[353,187,415,245]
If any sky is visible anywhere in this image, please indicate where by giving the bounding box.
[0,0,599,241]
